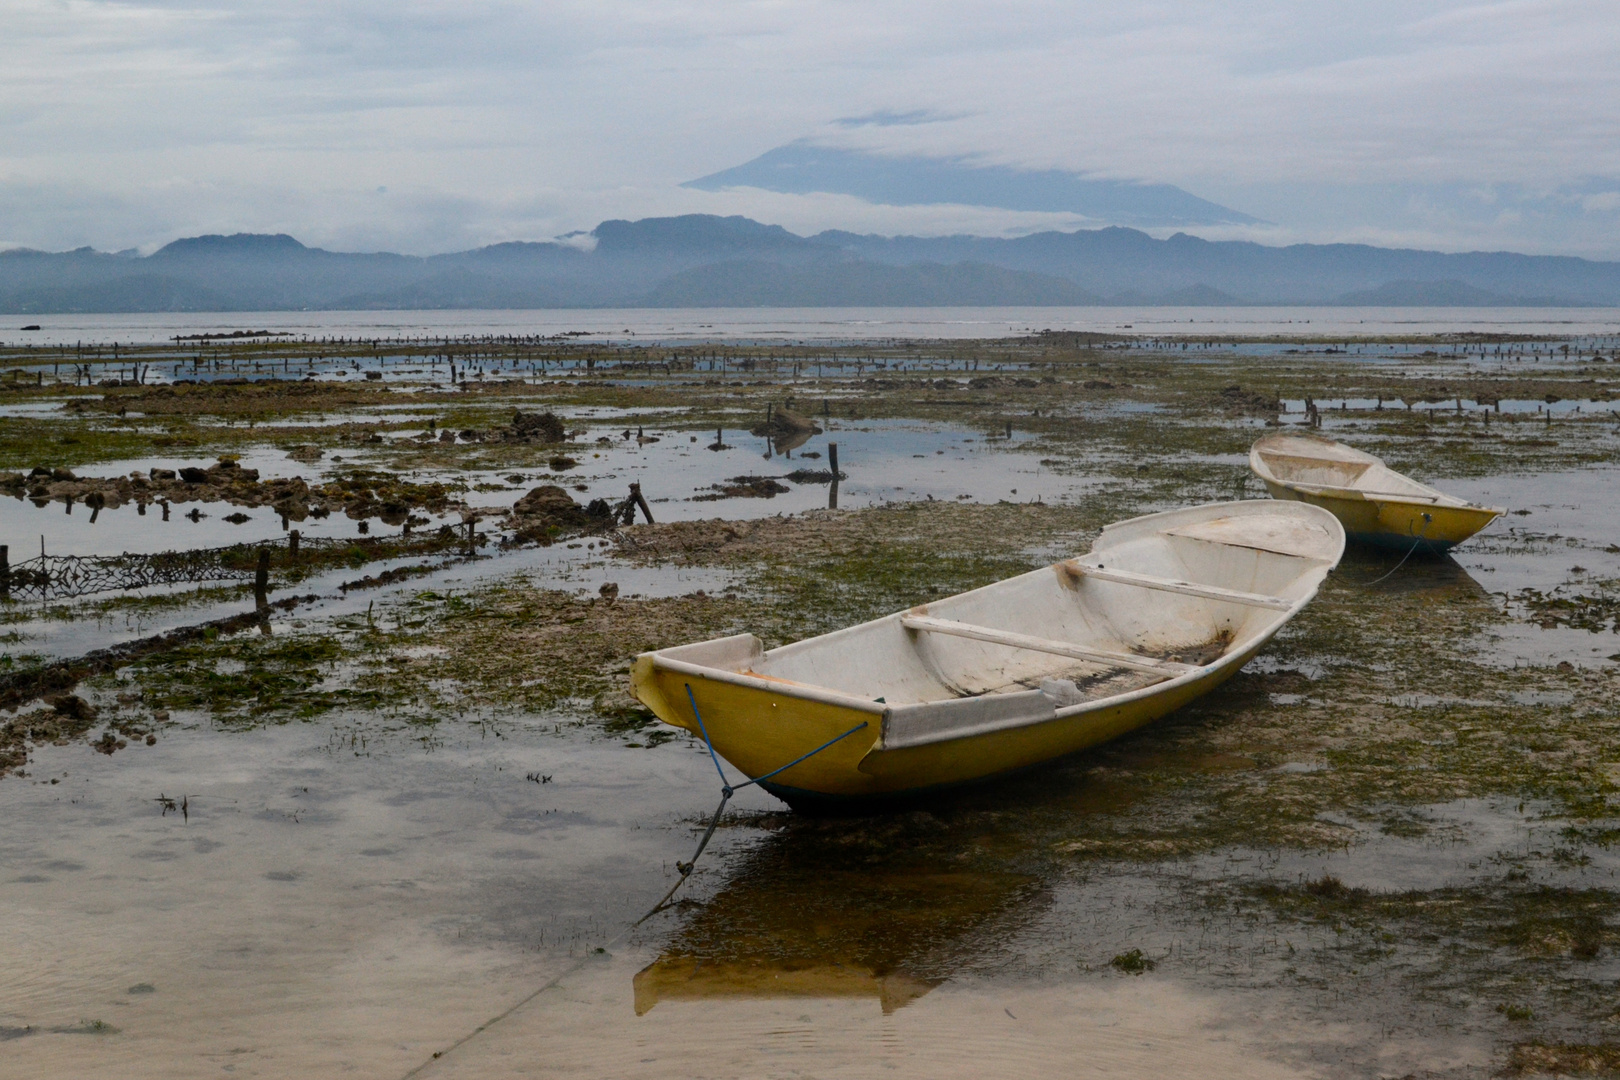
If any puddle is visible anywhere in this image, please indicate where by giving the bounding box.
[419,947,1315,1080]
[443,418,1096,522]
[4,488,438,558]
[0,714,767,1079]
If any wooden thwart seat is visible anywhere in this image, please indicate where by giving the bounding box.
[899,614,1197,676]
[1062,562,1294,610]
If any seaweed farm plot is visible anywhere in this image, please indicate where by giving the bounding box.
[2,544,271,602]
[5,329,1620,1078]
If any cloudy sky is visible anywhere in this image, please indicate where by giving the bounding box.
[3,0,1618,256]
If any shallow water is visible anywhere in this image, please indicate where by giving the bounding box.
[1,413,1096,661]
[9,305,1620,346]
[4,695,1570,1080]
[0,714,760,1079]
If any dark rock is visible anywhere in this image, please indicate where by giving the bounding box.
[783,468,843,483]
[1216,384,1281,415]
[206,462,257,483]
[514,485,583,517]
[697,475,792,500]
[510,411,565,443]
[49,695,97,721]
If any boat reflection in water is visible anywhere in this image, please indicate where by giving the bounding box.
[634,955,937,1016]
[1336,545,1493,602]
[633,822,1040,1016]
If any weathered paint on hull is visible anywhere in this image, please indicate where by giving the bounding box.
[631,634,1266,803]
[1260,479,1495,552]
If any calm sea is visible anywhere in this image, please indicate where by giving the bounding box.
[8,306,1620,346]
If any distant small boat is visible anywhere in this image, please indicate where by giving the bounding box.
[630,501,1343,808]
[1249,433,1502,553]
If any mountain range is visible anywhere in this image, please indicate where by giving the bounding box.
[3,214,1618,312]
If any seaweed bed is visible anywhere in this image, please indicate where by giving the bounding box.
[4,331,1620,1076]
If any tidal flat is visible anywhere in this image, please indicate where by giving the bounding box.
[2,330,1620,1078]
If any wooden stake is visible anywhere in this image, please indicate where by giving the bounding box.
[630,482,654,524]
[254,549,270,609]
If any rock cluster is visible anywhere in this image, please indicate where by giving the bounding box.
[694,476,791,501]
[508,485,615,542]
[0,459,458,524]
[1216,385,1282,416]
[454,410,568,444]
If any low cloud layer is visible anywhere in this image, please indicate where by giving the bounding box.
[3,1,1618,256]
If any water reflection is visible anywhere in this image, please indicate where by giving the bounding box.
[635,819,1042,1016]
[1336,548,1493,600]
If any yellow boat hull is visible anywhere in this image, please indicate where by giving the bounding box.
[1258,480,1498,553]
[632,639,1262,804]
[1250,433,1502,553]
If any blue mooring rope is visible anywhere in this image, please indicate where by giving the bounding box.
[1356,511,1433,588]
[634,684,869,923]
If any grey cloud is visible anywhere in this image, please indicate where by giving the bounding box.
[2,1,1618,255]
[834,110,961,128]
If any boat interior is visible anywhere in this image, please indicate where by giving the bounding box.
[655,506,1340,743]
[1252,435,1460,504]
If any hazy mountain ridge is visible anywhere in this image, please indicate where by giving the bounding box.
[2,215,1617,312]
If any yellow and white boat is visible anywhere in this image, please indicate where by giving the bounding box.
[630,501,1343,809]
[1249,433,1502,553]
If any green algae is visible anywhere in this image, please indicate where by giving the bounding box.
[129,631,389,723]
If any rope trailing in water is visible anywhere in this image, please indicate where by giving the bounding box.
[1354,512,1433,588]
[634,683,869,924]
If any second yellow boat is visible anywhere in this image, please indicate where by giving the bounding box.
[1249,433,1502,554]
